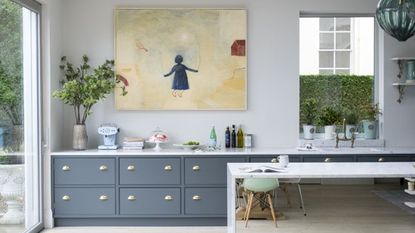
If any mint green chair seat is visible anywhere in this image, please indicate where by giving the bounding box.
[243,178,279,193]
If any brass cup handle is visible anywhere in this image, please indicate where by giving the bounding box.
[192,165,200,171]
[324,158,331,163]
[378,157,384,162]
[99,195,109,201]
[164,195,173,201]
[164,165,173,171]
[99,165,108,171]
[271,158,278,163]
[62,195,71,201]
[128,195,136,201]
[62,165,70,171]
[127,165,136,171]
[192,195,201,201]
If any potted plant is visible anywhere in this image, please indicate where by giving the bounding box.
[53,55,127,150]
[361,103,381,139]
[318,106,341,140]
[344,109,359,139]
[0,62,23,152]
[301,98,318,140]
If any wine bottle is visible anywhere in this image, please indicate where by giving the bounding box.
[210,126,217,147]
[237,125,244,148]
[225,127,231,148]
[231,125,236,148]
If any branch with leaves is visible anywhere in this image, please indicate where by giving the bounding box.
[53,55,127,125]
[0,61,23,125]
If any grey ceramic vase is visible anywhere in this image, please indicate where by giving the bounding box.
[73,124,88,150]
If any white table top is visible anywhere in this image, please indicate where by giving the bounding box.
[227,162,415,179]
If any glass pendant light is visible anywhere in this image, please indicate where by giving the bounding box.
[376,0,415,41]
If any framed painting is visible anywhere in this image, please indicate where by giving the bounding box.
[114,8,247,110]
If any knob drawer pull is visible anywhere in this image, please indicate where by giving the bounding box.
[164,165,173,171]
[128,195,136,201]
[192,165,200,171]
[62,165,70,171]
[271,158,278,163]
[99,165,108,171]
[164,195,173,201]
[62,195,71,201]
[99,195,109,201]
[324,158,331,163]
[378,157,385,162]
[127,165,136,171]
[192,195,201,201]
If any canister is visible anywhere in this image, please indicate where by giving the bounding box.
[405,60,415,83]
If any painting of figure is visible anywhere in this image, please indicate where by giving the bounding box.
[114,8,247,110]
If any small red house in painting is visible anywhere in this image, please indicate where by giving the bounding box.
[231,40,246,56]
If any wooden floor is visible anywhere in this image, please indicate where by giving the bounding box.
[40,184,415,233]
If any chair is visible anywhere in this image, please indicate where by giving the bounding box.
[279,178,306,216]
[243,178,279,227]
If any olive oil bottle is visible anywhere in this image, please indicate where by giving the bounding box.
[237,125,244,148]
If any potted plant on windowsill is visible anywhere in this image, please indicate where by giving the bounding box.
[318,106,341,140]
[53,55,127,150]
[301,98,318,140]
[344,109,359,139]
[361,103,381,139]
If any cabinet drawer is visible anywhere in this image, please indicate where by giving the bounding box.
[250,156,302,163]
[185,188,226,215]
[304,156,354,163]
[54,158,115,185]
[120,188,180,215]
[357,155,409,162]
[185,157,245,185]
[120,158,180,185]
[54,188,115,216]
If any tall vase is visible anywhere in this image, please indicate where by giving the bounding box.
[73,124,88,150]
[0,165,24,224]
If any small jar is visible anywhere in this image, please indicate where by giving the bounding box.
[408,181,415,191]
[244,134,253,148]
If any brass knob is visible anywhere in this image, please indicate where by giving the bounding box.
[378,157,384,162]
[192,195,201,201]
[128,195,136,201]
[62,195,71,201]
[324,158,331,163]
[99,195,109,201]
[127,165,135,171]
[99,165,108,171]
[164,195,173,201]
[164,165,173,171]
[271,158,278,163]
[192,165,200,171]
[62,165,70,171]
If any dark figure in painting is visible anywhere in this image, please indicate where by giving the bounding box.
[164,55,198,97]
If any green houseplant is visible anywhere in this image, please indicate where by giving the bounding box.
[344,109,359,139]
[361,103,381,139]
[301,98,318,140]
[318,106,341,140]
[53,55,127,150]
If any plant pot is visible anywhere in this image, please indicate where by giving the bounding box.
[363,120,377,139]
[303,124,315,140]
[345,124,357,139]
[324,125,336,140]
[73,124,88,150]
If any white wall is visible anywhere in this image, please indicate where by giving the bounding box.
[55,0,415,149]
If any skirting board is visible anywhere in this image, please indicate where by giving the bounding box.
[55,218,227,226]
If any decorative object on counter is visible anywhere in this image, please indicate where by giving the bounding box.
[53,55,127,150]
[376,0,415,42]
[225,127,231,148]
[301,98,318,140]
[244,134,253,148]
[209,126,217,147]
[408,181,415,191]
[0,165,24,224]
[97,123,120,150]
[237,125,244,148]
[231,125,237,148]
[114,8,247,110]
[344,109,359,139]
[148,127,169,151]
[392,57,415,103]
[122,137,145,150]
[173,141,203,151]
[278,155,289,168]
[317,106,341,140]
[335,118,356,148]
[361,103,381,139]
[405,59,415,83]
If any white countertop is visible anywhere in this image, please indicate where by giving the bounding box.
[50,147,415,156]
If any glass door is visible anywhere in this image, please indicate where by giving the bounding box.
[0,0,42,232]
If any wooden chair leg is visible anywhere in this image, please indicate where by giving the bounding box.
[267,193,278,227]
[245,192,254,227]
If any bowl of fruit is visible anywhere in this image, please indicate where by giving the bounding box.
[174,141,203,151]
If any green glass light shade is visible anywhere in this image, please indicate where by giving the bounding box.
[376,0,415,41]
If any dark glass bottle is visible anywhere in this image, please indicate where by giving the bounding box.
[231,125,236,148]
[225,127,231,148]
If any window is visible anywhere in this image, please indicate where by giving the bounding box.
[300,16,376,139]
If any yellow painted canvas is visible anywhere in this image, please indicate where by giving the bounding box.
[114,9,247,110]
